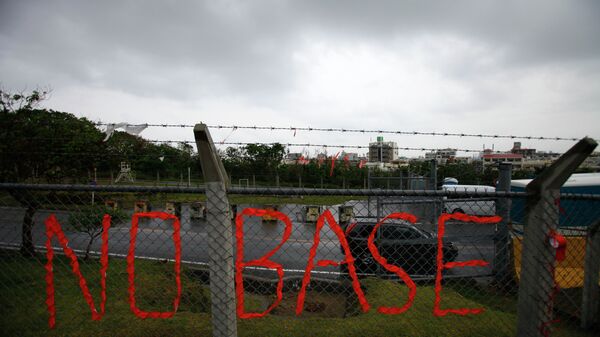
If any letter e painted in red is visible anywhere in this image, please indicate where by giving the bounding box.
[434,213,501,316]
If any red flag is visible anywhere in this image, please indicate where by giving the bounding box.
[329,152,340,177]
[297,155,309,165]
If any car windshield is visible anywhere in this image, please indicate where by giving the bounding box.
[348,223,433,239]
[415,227,433,238]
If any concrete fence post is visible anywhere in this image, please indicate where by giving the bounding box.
[581,220,600,329]
[494,162,512,285]
[516,137,597,337]
[429,159,437,190]
[194,123,238,337]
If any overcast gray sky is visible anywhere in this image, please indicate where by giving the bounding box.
[1,0,599,157]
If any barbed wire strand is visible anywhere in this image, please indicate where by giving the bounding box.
[124,140,490,153]
[5,139,567,155]
[91,122,582,142]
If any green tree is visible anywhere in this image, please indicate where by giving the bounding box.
[0,89,105,256]
[0,99,105,183]
[244,143,286,177]
[68,205,126,260]
[222,143,286,184]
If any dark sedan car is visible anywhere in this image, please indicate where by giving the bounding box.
[343,221,458,276]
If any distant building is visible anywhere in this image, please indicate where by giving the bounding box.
[364,161,399,171]
[481,150,524,168]
[534,151,561,160]
[392,157,410,167]
[452,156,474,164]
[511,142,536,158]
[368,136,398,163]
[425,148,456,164]
[521,159,553,170]
[283,153,302,165]
[340,152,360,162]
[580,152,600,170]
[477,143,565,170]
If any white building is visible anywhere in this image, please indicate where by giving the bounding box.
[425,148,457,164]
[368,136,398,163]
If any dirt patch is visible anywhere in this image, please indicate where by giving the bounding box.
[264,290,353,318]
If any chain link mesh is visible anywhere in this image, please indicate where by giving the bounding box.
[0,185,598,336]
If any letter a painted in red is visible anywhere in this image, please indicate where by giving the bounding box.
[296,210,370,315]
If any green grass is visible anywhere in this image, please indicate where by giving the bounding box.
[0,251,595,337]
[0,251,215,337]
[228,194,365,206]
[103,193,362,206]
[0,187,364,209]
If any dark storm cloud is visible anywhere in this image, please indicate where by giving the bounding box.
[292,1,600,63]
[1,0,599,154]
[1,0,301,98]
[2,0,599,98]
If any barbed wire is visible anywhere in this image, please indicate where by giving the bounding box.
[145,140,484,153]
[91,122,582,141]
[5,138,562,154]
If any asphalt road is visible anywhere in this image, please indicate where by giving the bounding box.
[0,199,497,281]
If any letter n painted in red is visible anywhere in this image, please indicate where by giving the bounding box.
[44,214,111,328]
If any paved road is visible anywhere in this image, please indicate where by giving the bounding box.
[0,200,497,280]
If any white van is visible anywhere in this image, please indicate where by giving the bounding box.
[442,184,496,216]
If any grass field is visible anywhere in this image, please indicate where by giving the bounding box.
[0,250,595,337]
[0,190,364,210]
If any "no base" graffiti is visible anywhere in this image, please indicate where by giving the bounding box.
[43,209,501,328]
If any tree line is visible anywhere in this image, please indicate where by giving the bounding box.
[1,90,538,187]
[0,90,196,184]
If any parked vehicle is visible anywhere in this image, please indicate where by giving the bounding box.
[343,221,458,276]
[442,184,496,216]
[511,172,600,227]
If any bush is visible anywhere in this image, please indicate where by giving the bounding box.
[68,205,126,259]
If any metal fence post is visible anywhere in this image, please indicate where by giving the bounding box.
[581,220,600,329]
[429,159,437,190]
[516,137,597,337]
[494,162,512,286]
[194,123,237,337]
[429,159,439,218]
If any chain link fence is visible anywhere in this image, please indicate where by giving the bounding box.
[0,183,598,336]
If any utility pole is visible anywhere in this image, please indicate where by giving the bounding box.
[91,167,97,205]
